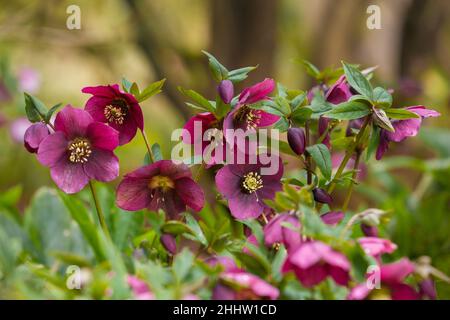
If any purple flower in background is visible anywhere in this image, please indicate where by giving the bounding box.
[325,75,353,105]
[127,276,155,300]
[358,237,397,258]
[361,223,378,237]
[217,272,280,300]
[0,80,12,102]
[348,258,419,300]
[264,213,301,250]
[223,78,279,136]
[160,233,177,255]
[312,187,333,204]
[320,211,345,226]
[116,160,204,218]
[82,84,144,145]
[282,241,351,287]
[37,106,120,194]
[18,67,41,94]
[419,279,437,300]
[376,106,440,160]
[217,80,234,104]
[215,155,283,220]
[10,117,31,143]
[24,122,50,153]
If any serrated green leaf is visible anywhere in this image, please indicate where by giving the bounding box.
[227,66,257,82]
[372,87,392,108]
[45,103,62,123]
[306,144,332,180]
[178,87,215,114]
[121,77,132,93]
[184,213,208,246]
[24,93,47,123]
[291,106,312,125]
[130,82,140,97]
[138,79,166,102]
[342,62,373,99]
[366,126,380,161]
[325,101,371,120]
[385,108,420,119]
[301,60,321,78]
[202,51,228,82]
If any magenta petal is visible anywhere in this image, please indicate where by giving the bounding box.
[174,178,205,212]
[109,118,138,145]
[347,284,372,300]
[82,84,120,97]
[228,193,265,220]
[182,113,216,144]
[376,129,390,160]
[212,284,236,300]
[37,132,68,167]
[83,149,119,182]
[289,242,323,269]
[358,237,397,257]
[215,165,243,199]
[24,123,49,153]
[406,106,441,118]
[84,96,110,122]
[386,118,422,142]
[257,111,280,127]
[326,76,353,104]
[87,122,119,151]
[238,78,275,105]
[116,177,151,211]
[54,105,93,139]
[50,159,89,194]
[380,258,415,284]
[157,190,186,218]
[159,160,192,180]
[129,103,144,131]
[296,265,328,288]
[320,211,345,226]
[329,265,350,286]
[390,284,420,300]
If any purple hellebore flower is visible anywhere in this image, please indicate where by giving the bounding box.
[419,279,437,300]
[312,187,333,204]
[282,241,351,288]
[215,155,283,220]
[127,276,155,300]
[116,160,205,218]
[217,80,234,104]
[320,211,345,226]
[223,78,280,138]
[160,233,177,255]
[18,67,41,94]
[361,223,378,237]
[376,106,440,160]
[264,213,301,250]
[348,258,419,300]
[82,84,144,145]
[325,75,353,105]
[217,272,280,300]
[24,122,50,153]
[358,237,397,258]
[37,106,120,194]
[10,117,31,144]
[287,127,306,156]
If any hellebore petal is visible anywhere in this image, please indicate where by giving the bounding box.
[238,78,275,105]
[24,122,50,153]
[287,127,306,155]
[83,149,119,182]
[50,158,90,194]
[320,211,345,226]
[361,223,379,237]
[326,76,353,104]
[54,105,93,140]
[37,131,68,167]
[358,237,397,257]
[160,234,177,255]
[174,177,205,212]
[380,258,415,285]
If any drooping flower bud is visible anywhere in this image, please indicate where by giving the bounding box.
[160,233,177,255]
[419,279,437,300]
[217,80,234,104]
[287,127,306,155]
[320,211,344,226]
[361,223,378,237]
[312,188,333,204]
[24,122,50,153]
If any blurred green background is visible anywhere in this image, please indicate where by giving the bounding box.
[0,0,449,297]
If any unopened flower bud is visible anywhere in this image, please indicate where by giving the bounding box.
[160,233,177,255]
[321,211,344,226]
[312,188,333,204]
[361,223,378,237]
[217,80,234,104]
[287,127,306,155]
[419,279,437,300]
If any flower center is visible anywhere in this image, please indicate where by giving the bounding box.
[68,138,92,163]
[149,175,174,192]
[242,172,263,193]
[104,105,127,124]
[236,106,261,130]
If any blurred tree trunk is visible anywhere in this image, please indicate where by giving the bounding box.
[211,0,278,84]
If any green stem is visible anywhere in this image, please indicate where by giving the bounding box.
[342,151,362,211]
[326,116,371,195]
[89,181,111,239]
[305,121,312,185]
[141,129,155,163]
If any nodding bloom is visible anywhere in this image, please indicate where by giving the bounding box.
[116,160,205,218]
[320,211,345,226]
[264,213,301,250]
[24,122,50,153]
[37,106,119,194]
[376,106,440,160]
[282,241,351,288]
[287,127,306,156]
[223,78,279,139]
[325,75,353,105]
[348,258,419,300]
[312,187,333,204]
[215,155,283,220]
[358,237,397,259]
[209,256,279,300]
[82,84,144,145]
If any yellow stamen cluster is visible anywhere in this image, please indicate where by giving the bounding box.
[245,109,261,130]
[68,139,92,163]
[104,105,126,124]
[242,171,263,193]
[149,175,175,192]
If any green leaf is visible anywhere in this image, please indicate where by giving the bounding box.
[290,91,307,110]
[161,221,193,236]
[178,87,215,114]
[250,100,285,117]
[121,77,133,93]
[184,213,208,246]
[373,108,395,132]
[290,106,312,125]
[24,93,47,123]
[372,87,392,108]
[342,62,373,99]
[301,60,321,78]
[45,103,62,123]
[152,143,163,162]
[227,66,257,83]
[173,248,194,282]
[306,144,332,180]
[138,79,166,102]
[274,96,291,115]
[309,93,333,117]
[325,101,371,120]
[202,51,228,82]
[130,82,140,97]
[385,108,420,119]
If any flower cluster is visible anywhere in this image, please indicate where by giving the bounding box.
[21,52,446,300]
